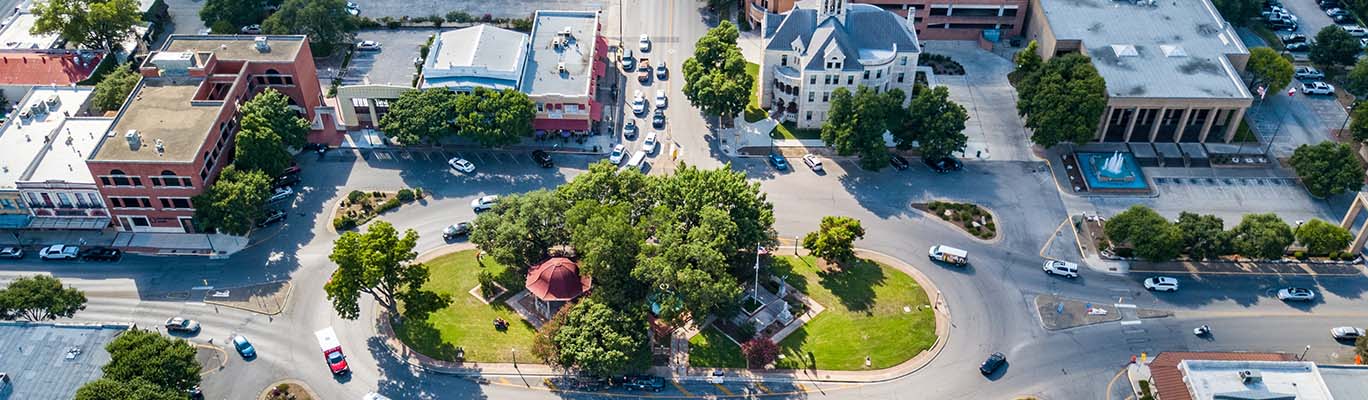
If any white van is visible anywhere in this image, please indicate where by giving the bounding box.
[624,150,648,171]
[1042,259,1079,278]
[928,245,968,265]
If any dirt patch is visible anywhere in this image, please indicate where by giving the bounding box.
[912,201,998,240]
[260,382,315,400]
[204,281,292,315]
[1035,294,1121,330]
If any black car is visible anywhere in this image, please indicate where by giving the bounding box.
[1319,0,1339,9]
[442,222,472,239]
[1286,42,1310,52]
[78,246,122,262]
[1268,20,1297,31]
[1332,14,1355,23]
[621,375,664,392]
[532,150,554,168]
[652,109,665,128]
[889,153,910,170]
[256,209,286,227]
[276,174,301,188]
[979,352,1006,375]
[924,157,963,173]
[1280,34,1307,44]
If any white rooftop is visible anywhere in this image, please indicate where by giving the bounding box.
[423,25,529,91]
[1037,0,1251,101]
[0,13,62,50]
[0,87,97,189]
[1179,360,1334,400]
[521,10,600,98]
[27,117,114,185]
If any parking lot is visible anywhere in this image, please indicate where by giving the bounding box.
[338,29,437,86]
[1086,171,1344,227]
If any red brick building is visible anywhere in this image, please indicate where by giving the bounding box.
[748,0,1026,40]
[87,35,338,232]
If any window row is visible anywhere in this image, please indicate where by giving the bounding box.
[25,192,104,209]
[107,196,193,210]
[99,170,194,188]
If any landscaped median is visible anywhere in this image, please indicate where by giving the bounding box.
[331,188,424,231]
[689,254,940,371]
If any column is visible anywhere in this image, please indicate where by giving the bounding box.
[1123,107,1142,142]
[1198,108,1218,143]
[1223,107,1246,143]
[1148,107,1168,142]
[1096,107,1113,141]
[1173,107,1193,143]
[367,98,380,128]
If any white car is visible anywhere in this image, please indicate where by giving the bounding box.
[631,91,646,115]
[639,34,651,52]
[1295,66,1324,80]
[643,131,657,153]
[1042,259,1079,278]
[0,246,22,259]
[802,154,823,171]
[447,157,475,173]
[609,144,626,164]
[1302,81,1334,95]
[470,195,498,211]
[1343,25,1368,37]
[268,186,294,203]
[655,90,667,108]
[1144,276,1179,292]
[356,40,382,51]
[240,24,261,34]
[1277,287,1315,301]
[346,2,360,15]
[624,119,639,138]
[38,244,79,260]
[1332,326,1365,340]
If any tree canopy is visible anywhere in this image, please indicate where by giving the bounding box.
[1289,141,1365,198]
[470,189,570,268]
[200,0,267,28]
[682,21,753,121]
[634,205,745,323]
[190,166,272,236]
[1016,53,1107,148]
[897,85,968,159]
[92,67,140,112]
[454,88,536,147]
[1350,104,1368,142]
[378,88,458,146]
[1176,212,1231,261]
[1295,219,1352,255]
[1346,58,1368,97]
[31,0,142,51]
[1104,205,1182,262]
[802,216,865,264]
[1211,0,1261,26]
[1310,25,1361,68]
[240,89,310,149]
[233,127,292,178]
[75,378,185,400]
[0,275,86,321]
[821,86,901,170]
[533,299,650,377]
[1246,47,1294,92]
[99,329,201,392]
[566,202,646,308]
[325,220,449,321]
[261,0,357,56]
[1013,41,1042,78]
[1231,213,1295,259]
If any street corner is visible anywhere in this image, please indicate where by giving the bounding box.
[203,280,293,316]
[196,343,229,377]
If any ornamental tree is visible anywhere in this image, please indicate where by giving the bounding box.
[0,275,86,321]
[1310,25,1360,68]
[1289,141,1365,198]
[191,166,272,236]
[1246,47,1294,92]
[1295,219,1353,255]
[1231,213,1295,259]
[378,88,458,146]
[325,221,450,321]
[802,216,865,264]
[741,337,780,368]
[31,0,141,52]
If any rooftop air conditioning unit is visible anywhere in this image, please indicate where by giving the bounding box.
[254,36,270,52]
[154,139,165,154]
[124,129,141,149]
[557,63,566,73]
[1239,370,1262,384]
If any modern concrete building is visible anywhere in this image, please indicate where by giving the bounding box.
[748,0,1026,40]
[521,10,607,133]
[1024,0,1253,143]
[0,86,114,231]
[88,35,337,233]
[760,0,921,129]
[0,322,128,400]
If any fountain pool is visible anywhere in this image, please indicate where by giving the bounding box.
[1075,152,1149,190]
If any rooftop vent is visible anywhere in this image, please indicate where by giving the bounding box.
[1160,45,1187,57]
[1110,44,1139,58]
[154,139,165,155]
[557,63,566,74]
[254,36,270,53]
[1239,370,1263,384]
[124,129,141,149]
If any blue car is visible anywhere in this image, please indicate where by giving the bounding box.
[769,153,788,170]
[232,335,256,358]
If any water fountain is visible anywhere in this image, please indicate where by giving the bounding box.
[1074,151,1150,191]
[1092,151,1137,182]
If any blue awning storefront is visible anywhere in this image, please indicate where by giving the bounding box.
[0,214,32,229]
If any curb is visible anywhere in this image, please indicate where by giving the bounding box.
[257,379,321,400]
[196,343,228,377]
[202,280,294,316]
[909,201,1003,244]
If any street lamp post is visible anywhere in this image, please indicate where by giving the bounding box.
[1300,345,1311,361]
[1340,101,1358,137]
[512,348,517,367]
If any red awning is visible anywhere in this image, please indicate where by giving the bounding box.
[533,118,590,131]
[589,100,603,120]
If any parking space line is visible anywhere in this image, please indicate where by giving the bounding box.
[755,383,773,393]
[797,383,808,392]
[713,384,733,396]
[670,381,692,396]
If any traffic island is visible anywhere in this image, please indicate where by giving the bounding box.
[203,280,292,315]
[259,381,317,400]
[331,188,424,231]
[913,201,998,240]
[1035,294,1170,330]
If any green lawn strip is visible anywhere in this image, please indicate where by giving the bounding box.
[688,326,747,368]
[770,256,935,370]
[772,121,823,140]
[745,62,767,123]
[393,249,535,363]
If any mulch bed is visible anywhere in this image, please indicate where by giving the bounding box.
[912,201,997,240]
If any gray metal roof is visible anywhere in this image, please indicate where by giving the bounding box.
[427,25,528,83]
[0,322,126,400]
[765,4,918,71]
[1037,0,1251,101]
[1317,365,1368,400]
[521,10,600,98]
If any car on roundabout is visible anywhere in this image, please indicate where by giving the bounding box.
[1144,276,1179,292]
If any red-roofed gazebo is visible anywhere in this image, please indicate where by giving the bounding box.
[525,257,592,317]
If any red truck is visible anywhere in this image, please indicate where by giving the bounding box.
[314,327,350,374]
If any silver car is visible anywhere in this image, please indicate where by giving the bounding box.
[1276,287,1315,301]
[1331,326,1364,340]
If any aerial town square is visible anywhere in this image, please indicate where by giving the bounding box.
[4,0,1368,399]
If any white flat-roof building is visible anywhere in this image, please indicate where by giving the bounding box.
[421,25,528,92]
[1179,360,1334,400]
[0,86,111,230]
[0,12,63,50]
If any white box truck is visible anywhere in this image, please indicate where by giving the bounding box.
[928,245,968,265]
[315,327,350,374]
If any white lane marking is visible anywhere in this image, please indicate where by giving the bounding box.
[1119,320,1142,325]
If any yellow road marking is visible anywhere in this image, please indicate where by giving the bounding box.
[671,380,693,396]
[797,382,809,392]
[543,378,557,390]
[756,383,773,393]
[498,377,510,386]
[714,383,733,395]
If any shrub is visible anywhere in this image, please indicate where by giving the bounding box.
[333,216,357,231]
[376,198,401,213]
[510,18,533,32]
[734,321,757,342]
[1114,248,1135,258]
[411,16,429,23]
[1294,250,1306,259]
[478,270,497,299]
[397,188,416,202]
[741,337,780,368]
[447,11,473,22]
[348,190,366,203]
[356,16,381,29]
[382,17,401,29]
[415,187,424,199]
[429,15,444,26]
[372,191,383,198]
[986,223,996,231]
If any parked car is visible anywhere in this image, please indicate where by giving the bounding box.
[281,163,301,176]
[165,317,201,333]
[1268,19,1298,31]
[232,335,257,358]
[1343,25,1368,37]
[643,132,658,154]
[1319,0,1339,10]
[275,174,301,188]
[924,156,963,173]
[1332,13,1355,23]
[655,90,667,108]
[638,67,651,83]
[1042,259,1079,278]
[240,24,261,34]
[609,144,626,164]
[631,91,646,115]
[1277,287,1316,301]
[1285,42,1310,52]
[447,157,476,173]
[769,153,788,170]
[268,186,294,203]
[79,246,122,262]
[38,244,79,260]
[0,246,22,259]
[346,2,360,15]
[1329,8,1353,18]
[471,195,499,211]
[1144,276,1180,292]
[1302,81,1335,95]
[1332,326,1365,340]
[889,153,910,170]
[802,154,823,171]
[979,352,1006,375]
[1295,66,1324,80]
[1281,33,1307,44]
[624,119,639,138]
[622,375,664,392]
[256,209,286,227]
[532,150,554,168]
[442,222,472,239]
[355,40,382,51]
[652,108,665,128]
[656,63,668,80]
[621,49,636,70]
[639,34,651,52]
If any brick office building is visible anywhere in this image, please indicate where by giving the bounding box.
[87,35,338,232]
[748,0,1026,40]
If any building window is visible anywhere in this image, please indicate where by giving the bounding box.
[876,70,882,79]
[57,193,72,208]
[159,198,193,210]
[808,91,815,102]
[100,169,141,187]
[823,75,831,84]
[822,92,829,102]
[805,111,812,121]
[929,6,949,16]
[781,55,787,66]
[0,198,13,209]
[110,197,152,209]
[863,71,870,80]
[151,171,192,188]
[810,76,817,85]
[847,76,854,85]
[351,98,368,107]
[897,72,905,83]
[900,56,907,66]
[1003,8,1018,16]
